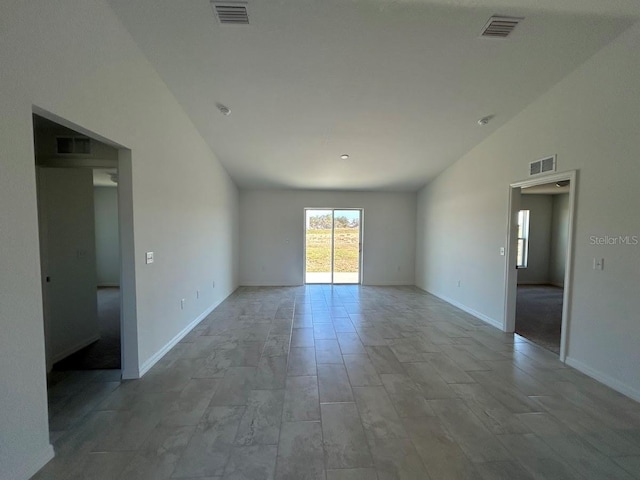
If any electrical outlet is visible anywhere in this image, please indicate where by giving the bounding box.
[180,298,185,310]
[146,252,154,264]
[593,258,604,270]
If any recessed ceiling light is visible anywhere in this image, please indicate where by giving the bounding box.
[340,154,349,160]
[216,103,231,116]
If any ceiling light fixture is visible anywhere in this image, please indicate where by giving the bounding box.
[340,154,349,160]
[216,103,231,116]
[477,115,494,126]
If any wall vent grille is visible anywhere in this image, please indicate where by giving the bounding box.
[480,16,523,38]
[211,2,249,24]
[529,155,557,176]
[56,136,91,155]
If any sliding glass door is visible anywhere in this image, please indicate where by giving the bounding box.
[305,208,362,284]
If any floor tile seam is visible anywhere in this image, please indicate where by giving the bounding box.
[344,387,378,469]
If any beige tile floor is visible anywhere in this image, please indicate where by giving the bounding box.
[34,285,640,479]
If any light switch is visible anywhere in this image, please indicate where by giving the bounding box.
[499,247,505,256]
[146,252,154,264]
[593,258,604,270]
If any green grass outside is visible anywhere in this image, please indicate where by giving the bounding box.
[306,228,360,272]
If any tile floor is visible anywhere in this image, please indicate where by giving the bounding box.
[34,285,640,479]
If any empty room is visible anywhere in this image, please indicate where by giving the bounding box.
[1,1,639,480]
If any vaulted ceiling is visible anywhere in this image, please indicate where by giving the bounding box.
[109,0,638,191]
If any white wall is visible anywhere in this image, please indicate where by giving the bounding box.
[518,195,553,285]
[0,1,239,479]
[550,194,570,287]
[240,190,416,286]
[94,187,120,286]
[416,22,640,400]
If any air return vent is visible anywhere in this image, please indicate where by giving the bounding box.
[529,155,556,176]
[56,136,91,155]
[480,16,523,38]
[211,2,249,24]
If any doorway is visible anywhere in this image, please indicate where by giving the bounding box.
[504,171,576,361]
[305,208,362,284]
[32,109,138,378]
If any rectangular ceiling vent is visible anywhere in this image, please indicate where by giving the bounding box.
[529,155,557,176]
[211,2,249,25]
[480,16,523,38]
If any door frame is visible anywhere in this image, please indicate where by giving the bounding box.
[303,207,364,285]
[32,107,139,379]
[503,170,577,361]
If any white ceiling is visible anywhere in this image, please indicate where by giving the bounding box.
[108,0,638,191]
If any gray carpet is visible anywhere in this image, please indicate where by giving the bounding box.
[53,287,121,370]
[515,285,563,354]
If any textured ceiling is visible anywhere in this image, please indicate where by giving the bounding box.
[109,0,637,191]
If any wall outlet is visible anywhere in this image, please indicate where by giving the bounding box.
[146,251,154,264]
[593,258,604,270]
[180,298,185,310]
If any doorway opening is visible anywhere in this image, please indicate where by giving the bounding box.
[34,114,123,372]
[305,208,362,284]
[33,108,139,443]
[504,171,577,361]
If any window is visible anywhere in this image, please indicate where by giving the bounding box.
[516,209,530,268]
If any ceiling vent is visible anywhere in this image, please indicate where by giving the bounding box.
[480,16,523,38]
[211,2,249,24]
[529,155,556,176]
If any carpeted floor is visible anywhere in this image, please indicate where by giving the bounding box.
[53,287,121,370]
[515,284,563,354]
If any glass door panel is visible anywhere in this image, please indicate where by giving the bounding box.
[332,210,361,284]
[305,209,333,284]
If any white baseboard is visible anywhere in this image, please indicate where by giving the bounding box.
[239,282,301,287]
[138,303,217,377]
[4,443,54,480]
[362,281,414,286]
[51,334,101,364]
[417,287,504,330]
[565,356,640,403]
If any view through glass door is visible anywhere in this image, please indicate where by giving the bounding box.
[305,209,362,284]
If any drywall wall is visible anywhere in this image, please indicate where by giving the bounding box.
[517,195,553,284]
[550,194,570,286]
[240,190,416,286]
[0,1,239,478]
[37,168,100,369]
[94,187,120,286]
[416,22,640,400]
